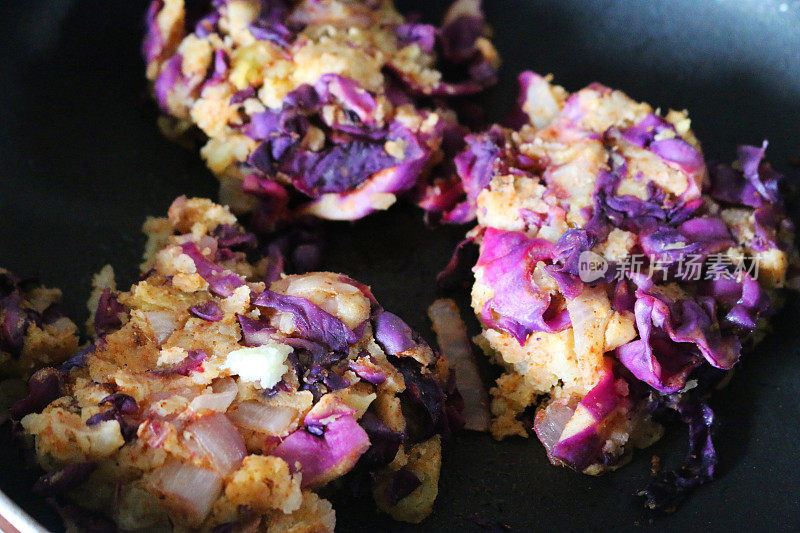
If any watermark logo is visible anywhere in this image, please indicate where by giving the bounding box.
[576,252,760,283]
[578,251,609,282]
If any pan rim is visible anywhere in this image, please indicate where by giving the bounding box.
[0,489,49,533]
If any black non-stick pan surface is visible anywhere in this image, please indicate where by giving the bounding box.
[1,1,799,531]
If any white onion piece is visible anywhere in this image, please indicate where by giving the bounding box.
[566,287,612,371]
[189,378,238,413]
[534,398,578,455]
[428,298,490,432]
[146,388,194,404]
[144,310,179,345]
[188,391,236,413]
[212,376,238,395]
[147,460,222,526]
[228,401,297,434]
[184,412,246,476]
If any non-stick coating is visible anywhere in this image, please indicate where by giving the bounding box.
[0,1,798,531]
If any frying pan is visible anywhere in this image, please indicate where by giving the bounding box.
[1,1,798,531]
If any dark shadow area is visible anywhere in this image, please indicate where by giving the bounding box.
[0,0,798,531]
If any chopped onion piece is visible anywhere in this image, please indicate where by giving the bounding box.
[144,310,179,345]
[534,398,579,457]
[228,401,297,434]
[189,378,238,413]
[428,299,489,432]
[147,460,222,526]
[184,413,246,476]
[566,287,613,371]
